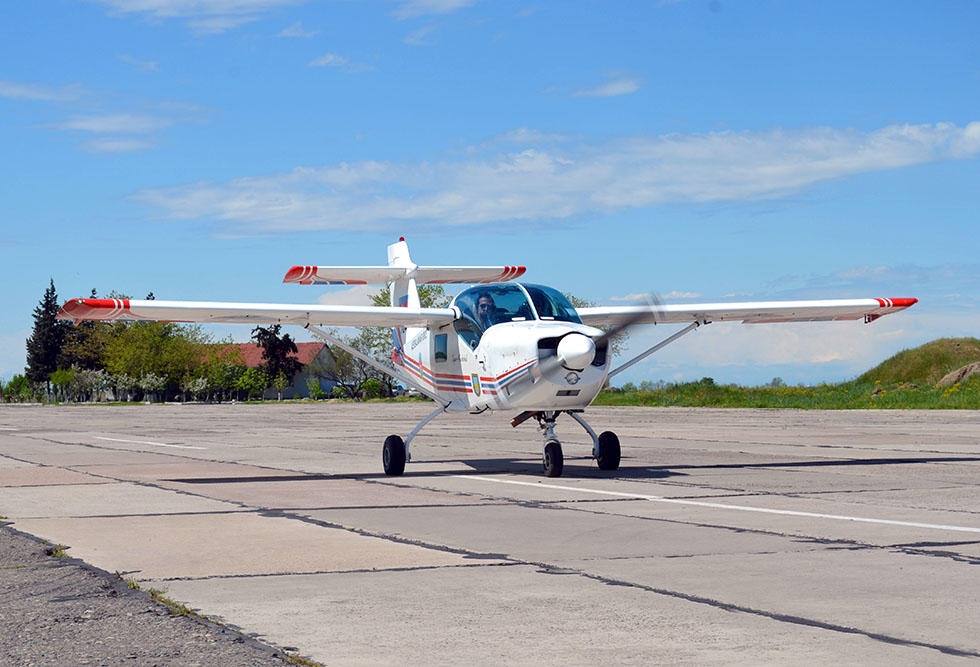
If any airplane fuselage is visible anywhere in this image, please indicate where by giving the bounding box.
[392,282,610,413]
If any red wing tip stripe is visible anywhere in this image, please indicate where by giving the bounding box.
[59,298,131,320]
[480,266,527,283]
[875,297,918,309]
[283,265,315,284]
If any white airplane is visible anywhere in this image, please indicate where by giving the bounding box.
[58,237,917,477]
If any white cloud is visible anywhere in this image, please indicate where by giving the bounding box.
[132,121,980,233]
[621,317,912,385]
[57,113,174,134]
[610,292,661,302]
[0,80,85,102]
[277,21,318,38]
[188,14,257,33]
[403,24,437,46]
[309,53,373,72]
[392,0,476,20]
[572,76,642,98]
[317,286,376,306]
[768,263,980,309]
[619,303,980,386]
[118,54,160,72]
[84,137,156,153]
[94,0,302,33]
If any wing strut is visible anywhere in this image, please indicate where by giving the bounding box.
[305,324,449,407]
[608,322,702,380]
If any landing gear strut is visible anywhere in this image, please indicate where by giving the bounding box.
[538,412,564,477]
[382,403,449,476]
[383,405,620,478]
[526,410,619,477]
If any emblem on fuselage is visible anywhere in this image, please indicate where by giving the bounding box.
[471,373,482,396]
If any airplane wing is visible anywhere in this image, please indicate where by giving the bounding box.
[57,298,457,328]
[283,265,526,285]
[577,297,918,327]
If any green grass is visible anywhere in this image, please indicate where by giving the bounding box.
[597,376,980,409]
[147,587,201,618]
[45,543,71,558]
[599,337,980,409]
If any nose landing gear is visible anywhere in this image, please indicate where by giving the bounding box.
[526,410,620,477]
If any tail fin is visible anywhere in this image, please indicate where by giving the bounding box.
[387,237,420,309]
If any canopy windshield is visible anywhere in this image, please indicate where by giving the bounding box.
[453,283,582,337]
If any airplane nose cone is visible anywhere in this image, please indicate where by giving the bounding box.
[557,333,596,371]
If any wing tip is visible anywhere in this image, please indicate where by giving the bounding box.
[283,265,314,284]
[876,297,918,309]
[57,298,131,321]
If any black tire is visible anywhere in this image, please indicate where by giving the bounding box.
[596,431,621,471]
[543,440,564,478]
[383,435,406,476]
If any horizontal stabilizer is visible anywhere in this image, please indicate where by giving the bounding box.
[283,265,526,285]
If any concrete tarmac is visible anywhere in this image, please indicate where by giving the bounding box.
[1,403,979,664]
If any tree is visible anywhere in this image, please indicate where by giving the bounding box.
[311,343,370,399]
[103,321,210,399]
[25,279,69,392]
[251,325,302,385]
[273,371,289,401]
[49,367,76,402]
[111,373,139,402]
[138,372,167,402]
[347,285,451,396]
[305,375,327,400]
[59,289,112,371]
[235,367,268,400]
[3,375,33,402]
[200,339,246,402]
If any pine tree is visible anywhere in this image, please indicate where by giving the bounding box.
[25,279,69,390]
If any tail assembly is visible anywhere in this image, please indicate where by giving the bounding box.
[283,236,527,390]
[282,238,527,290]
[387,237,420,309]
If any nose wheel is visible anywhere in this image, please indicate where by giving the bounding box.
[538,412,565,477]
[543,439,564,477]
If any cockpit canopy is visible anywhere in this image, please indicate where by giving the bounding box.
[452,283,582,346]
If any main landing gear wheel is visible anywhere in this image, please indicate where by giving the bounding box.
[596,430,621,471]
[543,440,564,478]
[383,435,406,476]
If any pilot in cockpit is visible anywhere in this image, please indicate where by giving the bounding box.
[476,292,497,330]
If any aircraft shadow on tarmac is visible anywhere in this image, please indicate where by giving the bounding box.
[164,454,980,485]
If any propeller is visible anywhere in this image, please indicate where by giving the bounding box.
[540,293,664,375]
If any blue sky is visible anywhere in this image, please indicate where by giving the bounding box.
[2,0,978,387]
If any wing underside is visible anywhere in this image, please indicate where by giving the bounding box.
[577,298,918,326]
[57,298,457,329]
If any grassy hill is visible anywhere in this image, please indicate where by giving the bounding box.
[854,337,980,386]
[597,337,980,409]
